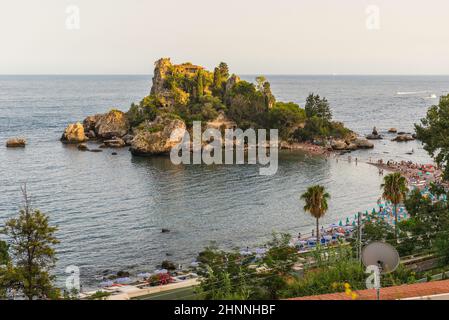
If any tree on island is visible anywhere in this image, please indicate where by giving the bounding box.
[305,93,332,122]
[301,185,330,242]
[381,173,409,240]
[0,185,59,300]
[212,62,229,98]
[415,94,449,180]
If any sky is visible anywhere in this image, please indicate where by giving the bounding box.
[1,0,449,75]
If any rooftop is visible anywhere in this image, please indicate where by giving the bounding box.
[291,279,449,300]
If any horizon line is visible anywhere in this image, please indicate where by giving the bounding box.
[2,73,449,77]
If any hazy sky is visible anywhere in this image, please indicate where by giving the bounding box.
[1,0,449,75]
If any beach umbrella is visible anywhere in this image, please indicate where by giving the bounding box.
[115,277,132,284]
[346,217,350,225]
[99,280,114,287]
[137,272,151,278]
[339,220,343,226]
[154,269,168,274]
[240,250,252,256]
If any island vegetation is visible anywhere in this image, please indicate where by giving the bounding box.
[61,58,373,155]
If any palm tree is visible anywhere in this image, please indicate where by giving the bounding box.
[381,172,409,239]
[301,185,330,242]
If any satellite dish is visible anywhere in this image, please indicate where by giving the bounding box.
[362,242,400,274]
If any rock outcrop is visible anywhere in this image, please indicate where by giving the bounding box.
[393,134,415,142]
[388,128,398,133]
[353,138,374,149]
[103,137,126,148]
[366,126,382,140]
[149,58,204,108]
[150,58,172,96]
[94,110,130,140]
[77,143,88,151]
[61,123,87,144]
[6,138,26,148]
[130,116,186,155]
[205,112,237,130]
[331,137,374,151]
[331,140,348,150]
[83,114,102,133]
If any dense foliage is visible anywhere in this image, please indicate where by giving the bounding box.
[196,233,297,300]
[127,61,352,142]
[0,188,59,300]
[416,94,449,179]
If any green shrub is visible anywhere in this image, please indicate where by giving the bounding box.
[268,102,306,140]
[127,95,160,127]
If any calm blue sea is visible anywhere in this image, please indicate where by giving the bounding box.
[0,75,447,288]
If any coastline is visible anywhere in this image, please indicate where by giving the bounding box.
[280,141,331,157]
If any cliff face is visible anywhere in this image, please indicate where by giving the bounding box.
[150,58,172,96]
[150,58,207,108]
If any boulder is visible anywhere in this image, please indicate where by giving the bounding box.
[95,110,130,139]
[366,134,383,140]
[77,143,88,151]
[86,130,96,139]
[103,137,126,148]
[354,138,374,149]
[6,138,26,148]
[347,143,358,151]
[388,128,398,133]
[331,140,348,150]
[344,132,358,144]
[83,114,102,132]
[61,123,87,144]
[122,134,134,146]
[393,134,415,142]
[130,116,186,156]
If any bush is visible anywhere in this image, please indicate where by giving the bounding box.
[127,95,160,126]
[161,260,176,271]
[268,102,306,140]
[293,118,351,142]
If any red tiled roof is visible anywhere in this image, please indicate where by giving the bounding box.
[291,280,449,300]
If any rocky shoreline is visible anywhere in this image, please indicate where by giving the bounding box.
[58,58,423,159]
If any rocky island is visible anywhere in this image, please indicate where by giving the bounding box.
[61,58,373,155]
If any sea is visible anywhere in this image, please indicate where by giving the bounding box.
[1,74,448,288]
